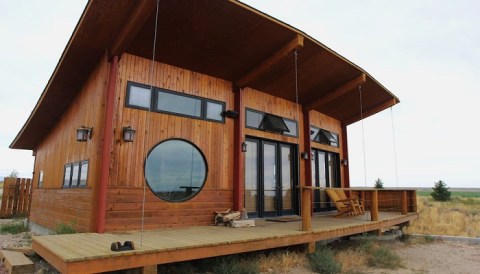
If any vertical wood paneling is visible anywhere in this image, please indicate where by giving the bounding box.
[30,56,109,232]
[106,54,234,231]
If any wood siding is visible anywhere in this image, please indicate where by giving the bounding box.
[30,56,109,232]
[105,54,234,231]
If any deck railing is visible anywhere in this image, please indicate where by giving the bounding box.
[298,187,417,231]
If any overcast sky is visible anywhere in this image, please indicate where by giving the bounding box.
[1,1,479,188]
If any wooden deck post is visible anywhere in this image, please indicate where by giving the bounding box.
[301,187,312,231]
[401,190,408,215]
[371,190,379,221]
[341,125,350,188]
[142,265,157,274]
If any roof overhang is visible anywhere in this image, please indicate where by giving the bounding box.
[10,0,399,150]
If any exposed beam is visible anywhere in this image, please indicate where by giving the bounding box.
[306,74,366,110]
[343,98,398,126]
[235,34,304,87]
[109,0,156,59]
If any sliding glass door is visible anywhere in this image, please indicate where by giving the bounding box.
[312,149,340,212]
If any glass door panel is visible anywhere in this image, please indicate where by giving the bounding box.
[263,142,277,215]
[317,151,328,209]
[245,140,258,215]
[280,145,294,213]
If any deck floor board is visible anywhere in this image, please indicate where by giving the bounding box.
[33,212,417,273]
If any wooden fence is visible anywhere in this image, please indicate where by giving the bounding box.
[0,177,33,218]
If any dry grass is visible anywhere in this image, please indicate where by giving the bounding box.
[407,196,480,237]
[257,250,307,273]
[335,249,368,273]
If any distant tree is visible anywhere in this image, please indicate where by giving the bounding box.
[374,178,384,189]
[431,180,451,201]
[7,170,19,178]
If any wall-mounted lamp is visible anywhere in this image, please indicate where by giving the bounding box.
[301,152,310,160]
[222,110,239,119]
[122,126,136,142]
[341,159,348,166]
[241,142,247,152]
[76,126,92,142]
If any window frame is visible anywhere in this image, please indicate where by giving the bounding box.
[38,170,44,188]
[62,160,89,188]
[245,108,298,137]
[310,126,339,147]
[126,81,226,124]
[125,81,153,110]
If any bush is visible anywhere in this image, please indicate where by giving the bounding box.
[0,221,29,234]
[308,244,342,274]
[368,246,402,269]
[55,222,77,234]
[211,255,259,274]
[431,180,451,201]
[373,178,384,189]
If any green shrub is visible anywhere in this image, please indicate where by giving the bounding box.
[55,222,77,234]
[308,244,342,274]
[431,180,451,201]
[373,178,384,189]
[0,221,29,234]
[368,246,402,269]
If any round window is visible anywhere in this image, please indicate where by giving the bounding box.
[145,139,207,202]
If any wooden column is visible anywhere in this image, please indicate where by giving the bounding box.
[341,125,350,188]
[401,191,408,215]
[301,187,312,232]
[301,108,313,235]
[371,190,379,221]
[96,55,118,233]
[232,86,244,211]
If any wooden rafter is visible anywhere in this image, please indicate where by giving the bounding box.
[306,74,366,110]
[109,0,156,59]
[343,98,398,125]
[235,34,304,87]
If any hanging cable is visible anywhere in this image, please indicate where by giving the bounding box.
[141,0,160,246]
[390,106,399,188]
[359,85,367,187]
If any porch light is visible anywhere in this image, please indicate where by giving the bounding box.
[223,110,239,119]
[241,142,247,152]
[341,159,348,166]
[76,126,92,142]
[301,152,309,160]
[122,126,136,142]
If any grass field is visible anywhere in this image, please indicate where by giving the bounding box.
[407,190,480,237]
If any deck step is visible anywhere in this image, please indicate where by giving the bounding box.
[0,250,35,274]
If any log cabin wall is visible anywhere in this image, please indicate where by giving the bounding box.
[105,54,234,231]
[30,56,109,232]
[309,110,344,186]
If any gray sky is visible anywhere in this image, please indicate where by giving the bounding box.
[1,1,479,188]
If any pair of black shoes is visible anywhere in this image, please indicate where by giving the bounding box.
[111,241,135,251]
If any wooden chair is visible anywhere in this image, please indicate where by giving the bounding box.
[335,189,364,215]
[325,188,363,217]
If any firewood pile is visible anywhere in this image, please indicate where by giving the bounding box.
[214,208,249,227]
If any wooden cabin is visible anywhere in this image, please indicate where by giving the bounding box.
[11,0,403,234]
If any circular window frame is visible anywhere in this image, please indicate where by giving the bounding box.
[144,138,208,203]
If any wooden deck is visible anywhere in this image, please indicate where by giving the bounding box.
[32,211,417,273]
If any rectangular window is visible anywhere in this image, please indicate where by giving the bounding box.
[311,126,339,147]
[126,81,226,123]
[205,100,225,122]
[63,160,89,188]
[156,90,202,118]
[38,170,44,188]
[245,108,298,137]
[63,165,72,188]
[126,82,152,109]
[79,161,89,187]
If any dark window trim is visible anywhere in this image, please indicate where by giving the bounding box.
[125,81,153,110]
[62,160,89,188]
[144,138,209,203]
[126,81,225,124]
[78,160,89,188]
[245,108,298,138]
[310,126,339,147]
[204,99,226,123]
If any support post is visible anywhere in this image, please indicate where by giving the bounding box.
[142,265,157,274]
[301,187,312,231]
[96,55,118,233]
[341,125,350,188]
[371,190,379,221]
[232,86,244,211]
[401,191,408,215]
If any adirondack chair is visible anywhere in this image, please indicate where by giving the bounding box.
[325,188,363,217]
[335,189,364,215]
